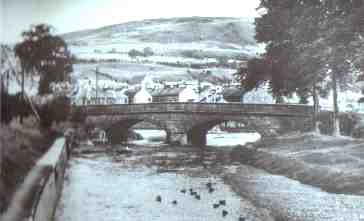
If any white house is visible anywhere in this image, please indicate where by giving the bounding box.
[242,85,274,104]
[152,86,199,103]
[134,87,153,103]
[179,86,199,102]
[142,74,155,89]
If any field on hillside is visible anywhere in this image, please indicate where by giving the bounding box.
[65,17,261,84]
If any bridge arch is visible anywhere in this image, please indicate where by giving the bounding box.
[185,116,281,146]
[105,116,172,145]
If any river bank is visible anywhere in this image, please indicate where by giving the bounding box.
[221,132,364,220]
[224,165,364,221]
[230,132,364,195]
[0,120,59,213]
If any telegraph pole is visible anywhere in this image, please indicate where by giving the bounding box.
[198,77,201,102]
[20,68,24,124]
[95,67,99,104]
[0,73,2,124]
[0,68,2,179]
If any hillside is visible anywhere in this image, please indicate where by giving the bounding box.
[62,17,261,84]
[63,17,259,58]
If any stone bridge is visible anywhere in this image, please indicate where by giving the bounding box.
[80,103,314,146]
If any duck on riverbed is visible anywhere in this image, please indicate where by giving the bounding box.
[156,195,162,202]
[172,200,177,205]
[115,145,132,154]
[219,200,226,206]
[222,210,228,217]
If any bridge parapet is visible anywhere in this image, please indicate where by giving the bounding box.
[80,103,314,117]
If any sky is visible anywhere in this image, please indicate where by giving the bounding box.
[1,0,261,43]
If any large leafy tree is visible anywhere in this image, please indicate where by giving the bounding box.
[14,24,73,95]
[238,0,361,135]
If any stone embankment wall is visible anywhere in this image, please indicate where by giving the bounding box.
[1,137,72,221]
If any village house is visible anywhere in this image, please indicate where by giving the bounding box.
[113,89,129,104]
[152,86,199,103]
[199,88,225,103]
[134,87,153,103]
[242,85,274,104]
[88,89,116,105]
[124,87,139,104]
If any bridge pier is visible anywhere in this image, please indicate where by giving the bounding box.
[107,126,129,145]
[187,129,207,147]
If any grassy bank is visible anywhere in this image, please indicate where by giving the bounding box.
[0,118,59,212]
[231,133,364,196]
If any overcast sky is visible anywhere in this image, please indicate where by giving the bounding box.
[1,0,261,43]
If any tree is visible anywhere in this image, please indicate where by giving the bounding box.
[128,49,144,59]
[14,24,73,95]
[238,0,360,135]
[143,47,154,57]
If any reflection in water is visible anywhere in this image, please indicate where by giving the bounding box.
[55,144,266,221]
[207,132,261,146]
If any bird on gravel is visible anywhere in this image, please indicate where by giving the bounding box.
[194,194,201,200]
[222,210,228,217]
[206,182,212,188]
[213,204,220,209]
[172,200,178,205]
[238,216,246,221]
[181,189,186,194]
[156,195,162,202]
[219,200,226,206]
[208,187,215,193]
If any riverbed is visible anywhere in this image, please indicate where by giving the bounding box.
[55,132,364,221]
[55,142,272,221]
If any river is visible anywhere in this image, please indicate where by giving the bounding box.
[55,131,364,221]
[54,132,271,221]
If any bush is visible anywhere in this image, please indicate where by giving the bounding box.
[128,49,144,58]
[38,96,70,129]
[143,47,154,57]
[69,107,86,125]
[1,91,32,125]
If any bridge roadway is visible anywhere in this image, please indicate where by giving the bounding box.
[80,103,314,146]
